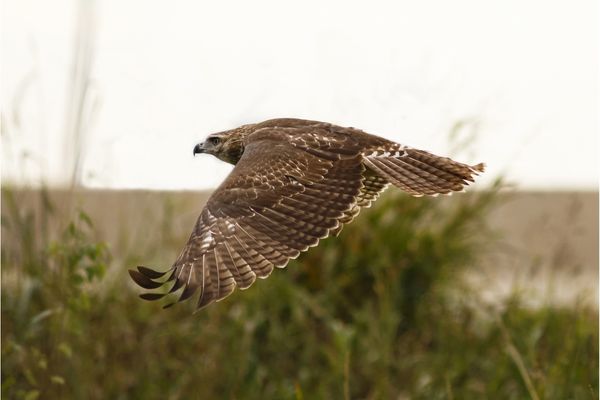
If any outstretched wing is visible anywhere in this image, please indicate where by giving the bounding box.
[362,142,485,197]
[129,130,364,310]
[331,139,485,234]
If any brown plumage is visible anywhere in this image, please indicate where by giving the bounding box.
[129,118,485,310]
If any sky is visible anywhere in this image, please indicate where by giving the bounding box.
[1,0,598,190]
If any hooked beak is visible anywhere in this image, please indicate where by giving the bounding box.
[193,143,204,156]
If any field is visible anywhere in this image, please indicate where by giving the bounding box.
[1,185,598,399]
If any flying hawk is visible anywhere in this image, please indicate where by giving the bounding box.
[129,118,485,310]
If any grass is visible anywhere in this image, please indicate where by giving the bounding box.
[1,183,598,399]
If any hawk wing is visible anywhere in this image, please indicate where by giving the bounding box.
[361,143,485,197]
[331,139,484,234]
[129,130,364,310]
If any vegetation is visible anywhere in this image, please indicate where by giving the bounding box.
[1,184,597,399]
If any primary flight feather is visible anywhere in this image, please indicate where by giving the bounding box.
[129,118,485,310]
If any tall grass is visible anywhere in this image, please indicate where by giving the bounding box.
[1,184,597,399]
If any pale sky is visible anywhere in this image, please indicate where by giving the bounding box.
[2,0,598,190]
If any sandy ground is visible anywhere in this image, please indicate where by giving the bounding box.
[473,191,598,307]
[3,189,597,307]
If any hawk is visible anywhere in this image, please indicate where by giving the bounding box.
[129,118,485,310]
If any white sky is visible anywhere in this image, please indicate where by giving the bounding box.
[2,0,598,190]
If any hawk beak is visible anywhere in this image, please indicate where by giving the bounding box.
[193,143,204,156]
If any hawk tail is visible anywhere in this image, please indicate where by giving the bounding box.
[362,146,485,197]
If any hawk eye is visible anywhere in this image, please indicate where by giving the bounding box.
[208,137,221,145]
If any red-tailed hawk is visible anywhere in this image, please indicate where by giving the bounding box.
[129,118,485,310]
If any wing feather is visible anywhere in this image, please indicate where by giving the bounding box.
[330,173,390,236]
[363,145,484,197]
[231,232,274,278]
[132,131,364,310]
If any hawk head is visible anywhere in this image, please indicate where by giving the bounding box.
[193,129,246,165]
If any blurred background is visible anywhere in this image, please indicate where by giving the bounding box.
[2,0,598,399]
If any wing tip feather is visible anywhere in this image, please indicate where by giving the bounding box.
[139,292,167,301]
[129,269,163,289]
[472,162,486,173]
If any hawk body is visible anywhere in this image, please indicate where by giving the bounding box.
[130,118,485,310]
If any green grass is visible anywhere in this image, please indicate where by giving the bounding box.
[1,184,598,399]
